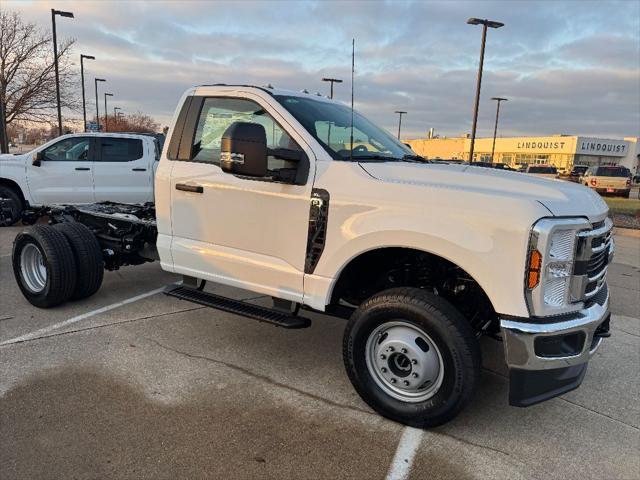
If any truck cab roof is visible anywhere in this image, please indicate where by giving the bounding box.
[194,84,337,103]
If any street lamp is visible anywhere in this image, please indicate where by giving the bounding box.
[51,9,74,136]
[114,106,121,118]
[104,93,114,132]
[395,111,407,140]
[80,54,95,132]
[490,97,508,162]
[466,17,504,163]
[94,78,106,130]
[321,77,343,99]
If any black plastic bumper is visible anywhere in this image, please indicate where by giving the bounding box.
[509,363,588,407]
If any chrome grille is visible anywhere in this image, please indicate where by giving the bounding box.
[570,218,613,302]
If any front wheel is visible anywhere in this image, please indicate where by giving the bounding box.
[343,287,480,428]
[0,186,23,227]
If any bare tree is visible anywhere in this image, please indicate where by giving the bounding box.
[0,9,79,152]
[106,112,160,134]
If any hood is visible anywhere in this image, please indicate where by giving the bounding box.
[360,162,608,221]
[0,151,28,160]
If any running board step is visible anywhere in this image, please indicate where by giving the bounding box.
[164,285,311,329]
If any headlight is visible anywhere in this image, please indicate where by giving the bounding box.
[526,218,591,317]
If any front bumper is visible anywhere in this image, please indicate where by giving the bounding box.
[500,286,610,406]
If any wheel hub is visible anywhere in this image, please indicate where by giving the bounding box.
[366,322,444,402]
[20,243,47,293]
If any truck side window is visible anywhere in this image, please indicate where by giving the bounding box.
[190,97,303,174]
[42,137,91,161]
[99,138,144,162]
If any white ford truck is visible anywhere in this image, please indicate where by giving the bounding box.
[9,85,613,427]
[0,132,161,226]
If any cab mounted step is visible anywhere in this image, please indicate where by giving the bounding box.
[164,283,311,329]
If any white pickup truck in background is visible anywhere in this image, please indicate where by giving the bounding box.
[9,85,613,428]
[0,132,161,226]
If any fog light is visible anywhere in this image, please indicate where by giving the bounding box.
[535,332,585,358]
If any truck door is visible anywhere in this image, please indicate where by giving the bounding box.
[93,136,153,204]
[168,95,314,303]
[27,136,95,205]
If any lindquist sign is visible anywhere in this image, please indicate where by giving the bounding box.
[576,137,627,156]
[516,140,567,150]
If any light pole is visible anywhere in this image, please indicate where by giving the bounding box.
[466,17,504,163]
[490,97,508,162]
[51,9,74,136]
[94,78,106,130]
[321,77,343,99]
[395,111,407,140]
[104,93,113,132]
[80,54,95,132]
[114,107,122,130]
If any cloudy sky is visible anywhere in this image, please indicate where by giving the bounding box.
[7,0,640,139]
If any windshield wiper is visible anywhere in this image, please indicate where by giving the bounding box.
[401,154,428,163]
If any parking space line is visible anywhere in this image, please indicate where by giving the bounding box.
[385,426,424,480]
[0,286,166,346]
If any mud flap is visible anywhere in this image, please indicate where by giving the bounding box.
[509,363,588,407]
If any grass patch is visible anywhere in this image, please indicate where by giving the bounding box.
[604,197,640,216]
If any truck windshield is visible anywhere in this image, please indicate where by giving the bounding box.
[275,95,415,161]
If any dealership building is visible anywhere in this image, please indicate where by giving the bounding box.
[406,135,639,173]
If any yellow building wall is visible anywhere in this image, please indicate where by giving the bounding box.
[406,135,580,171]
[406,138,466,160]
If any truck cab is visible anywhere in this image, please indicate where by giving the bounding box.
[0,132,159,225]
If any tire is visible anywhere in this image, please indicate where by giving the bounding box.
[53,222,104,300]
[0,185,23,227]
[343,287,480,428]
[12,225,77,308]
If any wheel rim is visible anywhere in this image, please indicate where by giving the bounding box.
[20,243,47,293]
[365,321,444,403]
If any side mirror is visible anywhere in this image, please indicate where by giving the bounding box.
[32,151,44,167]
[220,122,267,177]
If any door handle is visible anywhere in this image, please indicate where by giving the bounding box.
[176,183,203,193]
[75,167,90,171]
[132,168,147,171]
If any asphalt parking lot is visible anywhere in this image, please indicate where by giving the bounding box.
[1,226,638,480]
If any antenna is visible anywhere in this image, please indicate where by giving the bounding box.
[350,38,355,162]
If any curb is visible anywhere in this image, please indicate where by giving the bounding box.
[613,227,640,238]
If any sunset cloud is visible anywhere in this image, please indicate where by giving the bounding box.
[6,0,639,138]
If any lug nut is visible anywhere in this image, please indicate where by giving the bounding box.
[403,380,410,386]
[388,346,395,352]
[412,372,418,378]
[380,354,386,360]
[390,378,397,384]
[401,348,407,354]
[411,359,417,365]
[381,367,387,373]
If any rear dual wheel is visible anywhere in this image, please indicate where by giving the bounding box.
[53,222,104,300]
[343,287,481,428]
[13,223,103,308]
